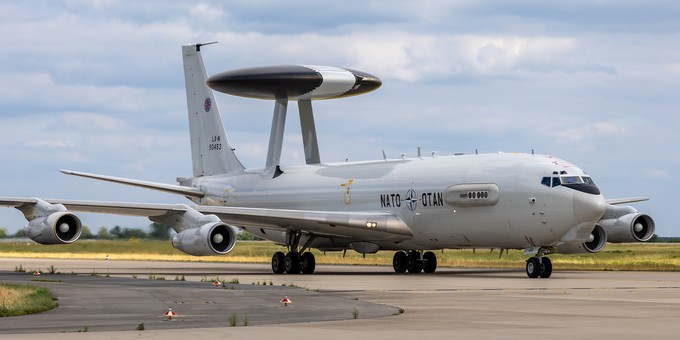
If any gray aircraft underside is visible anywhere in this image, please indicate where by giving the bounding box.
[0,43,655,278]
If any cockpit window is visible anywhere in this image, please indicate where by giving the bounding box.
[561,176,583,184]
[541,177,563,187]
[552,177,561,187]
[582,176,595,185]
[541,174,599,194]
[541,177,551,187]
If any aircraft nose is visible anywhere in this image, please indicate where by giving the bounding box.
[572,192,606,223]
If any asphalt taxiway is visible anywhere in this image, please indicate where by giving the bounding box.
[1,258,679,339]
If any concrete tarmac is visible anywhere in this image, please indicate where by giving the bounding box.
[1,258,679,339]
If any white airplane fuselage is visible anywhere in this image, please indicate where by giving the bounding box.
[192,152,606,251]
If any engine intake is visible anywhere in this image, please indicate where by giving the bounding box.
[172,222,236,256]
[556,225,607,254]
[24,211,82,245]
[601,213,655,243]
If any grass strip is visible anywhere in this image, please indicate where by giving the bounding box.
[0,240,679,271]
[0,283,58,317]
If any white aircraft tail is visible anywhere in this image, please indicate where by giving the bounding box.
[182,43,245,177]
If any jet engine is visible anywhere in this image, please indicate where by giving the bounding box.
[172,222,236,256]
[600,213,655,243]
[598,204,655,243]
[556,224,607,254]
[21,199,82,245]
[24,212,82,244]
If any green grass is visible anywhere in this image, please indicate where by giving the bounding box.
[1,240,679,271]
[0,283,58,317]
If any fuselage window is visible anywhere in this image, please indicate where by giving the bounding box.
[467,191,489,199]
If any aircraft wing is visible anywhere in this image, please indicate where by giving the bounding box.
[0,197,188,217]
[606,197,649,205]
[0,197,412,241]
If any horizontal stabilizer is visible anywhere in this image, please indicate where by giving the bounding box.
[60,169,204,198]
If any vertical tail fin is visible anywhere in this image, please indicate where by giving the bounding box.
[182,43,245,177]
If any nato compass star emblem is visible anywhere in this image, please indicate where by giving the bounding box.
[204,97,212,112]
[405,189,418,211]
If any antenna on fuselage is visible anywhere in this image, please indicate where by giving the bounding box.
[205,64,381,177]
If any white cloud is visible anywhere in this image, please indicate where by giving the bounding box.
[553,121,630,141]
[465,36,578,73]
[210,31,613,82]
[63,0,118,11]
[643,168,670,179]
[25,140,76,148]
[0,72,174,113]
[190,3,224,22]
[60,112,126,130]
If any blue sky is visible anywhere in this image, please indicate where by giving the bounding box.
[0,0,678,236]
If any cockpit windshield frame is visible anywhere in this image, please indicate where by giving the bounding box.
[540,175,600,195]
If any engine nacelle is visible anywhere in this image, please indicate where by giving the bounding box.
[556,225,607,254]
[172,222,236,256]
[24,211,82,245]
[600,213,655,243]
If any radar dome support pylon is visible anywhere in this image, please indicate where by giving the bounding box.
[266,98,288,178]
[298,99,321,165]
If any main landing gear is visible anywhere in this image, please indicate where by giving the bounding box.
[271,230,316,274]
[392,251,438,274]
[525,247,553,278]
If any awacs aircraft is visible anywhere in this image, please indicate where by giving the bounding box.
[0,43,655,278]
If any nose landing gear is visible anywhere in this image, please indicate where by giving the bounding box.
[525,257,552,278]
[526,247,554,278]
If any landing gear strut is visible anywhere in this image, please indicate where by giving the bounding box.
[271,230,316,274]
[525,247,553,278]
[392,250,438,274]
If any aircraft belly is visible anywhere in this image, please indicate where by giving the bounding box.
[242,227,351,251]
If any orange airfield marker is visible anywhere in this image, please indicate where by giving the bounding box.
[164,308,177,320]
